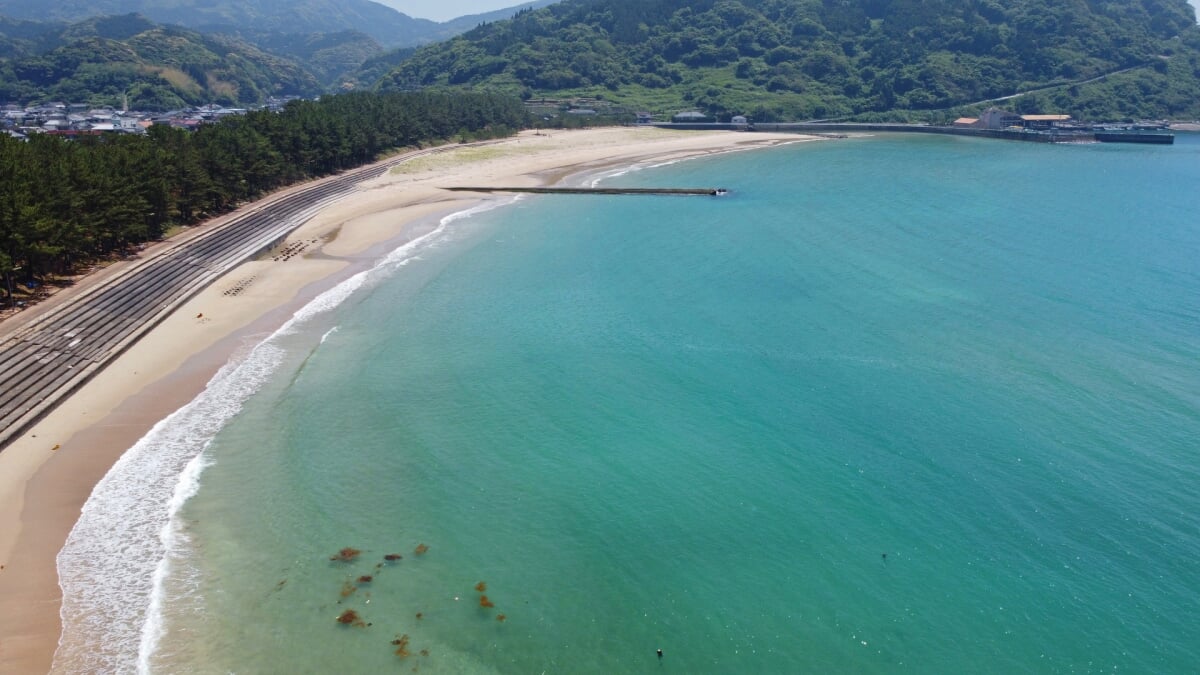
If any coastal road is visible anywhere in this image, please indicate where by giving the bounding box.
[0,143,464,451]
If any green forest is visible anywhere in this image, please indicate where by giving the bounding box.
[380,0,1200,121]
[0,0,442,50]
[5,1,1199,118]
[0,90,528,305]
[0,14,325,109]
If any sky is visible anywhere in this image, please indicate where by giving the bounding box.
[379,0,532,22]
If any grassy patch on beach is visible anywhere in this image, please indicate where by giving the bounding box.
[390,144,544,174]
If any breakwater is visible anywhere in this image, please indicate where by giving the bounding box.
[443,186,727,196]
[1095,131,1175,144]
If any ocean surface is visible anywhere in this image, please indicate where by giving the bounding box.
[55,132,1200,674]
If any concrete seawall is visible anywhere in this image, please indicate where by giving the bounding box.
[649,122,1173,144]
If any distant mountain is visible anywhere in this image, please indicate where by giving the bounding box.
[229,30,385,88]
[0,0,561,49]
[379,0,1200,121]
[0,17,65,59]
[0,15,321,108]
[350,46,418,90]
[428,0,560,41]
[0,0,431,49]
[339,0,560,88]
[0,0,565,103]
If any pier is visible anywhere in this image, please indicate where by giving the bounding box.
[443,186,727,196]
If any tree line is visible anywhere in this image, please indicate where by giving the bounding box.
[0,90,530,305]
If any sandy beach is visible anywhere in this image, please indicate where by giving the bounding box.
[0,126,810,672]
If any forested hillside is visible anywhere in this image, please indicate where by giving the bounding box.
[0,14,322,109]
[0,90,529,304]
[0,1,567,100]
[238,30,385,89]
[380,0,1200,120]
[425,0,561,43]
[0,0,436,49]
[0,16,67,59]
[0,0,562,50]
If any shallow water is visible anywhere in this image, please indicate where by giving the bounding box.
[58,133,1200,673]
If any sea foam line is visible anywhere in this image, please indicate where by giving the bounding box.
[583,141,785,188]
[51,200,509,674]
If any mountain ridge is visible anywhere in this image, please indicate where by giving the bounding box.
[0,15,322,108]
[0,0,562,49]
[0,1,567,97]
[380,0,1200,121]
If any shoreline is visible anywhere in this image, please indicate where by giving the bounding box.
[0,127,814,672]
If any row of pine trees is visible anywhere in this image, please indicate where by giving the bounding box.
[0,90,529,305]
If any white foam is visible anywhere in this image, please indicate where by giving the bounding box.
[54,341,285,674]
[137,435,213,671]
[582,146,760,188]
[51,198,507,674]
[586,166,637,186]
[587,160,679,185]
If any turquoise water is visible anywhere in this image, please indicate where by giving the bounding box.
[59,133,1200,673]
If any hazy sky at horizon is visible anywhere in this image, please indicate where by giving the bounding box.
[378,0,537,22]
[388,0,1199,24]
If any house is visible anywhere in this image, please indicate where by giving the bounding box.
[117,116,143,132]
[672,111,709,123]
[1020,114,1071,130]
[635,112,654,124]
[978,108,1023,130]
[952,117,979,128]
